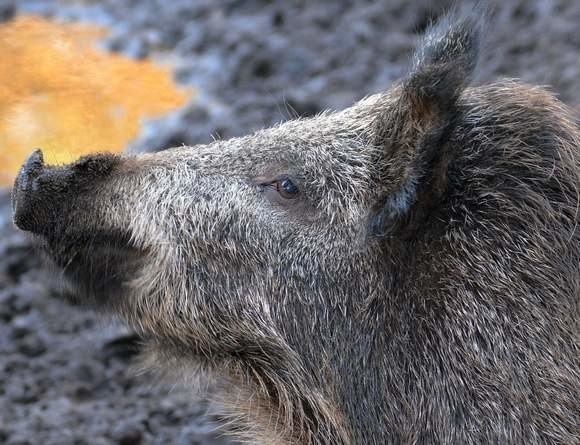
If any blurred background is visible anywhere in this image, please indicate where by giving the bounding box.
[0,1,579,444]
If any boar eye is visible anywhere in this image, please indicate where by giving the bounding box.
[259,176,300,204]
[276,178,299,199]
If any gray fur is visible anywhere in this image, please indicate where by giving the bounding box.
[12,10,580,444]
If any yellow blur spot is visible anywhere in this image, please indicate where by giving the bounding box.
[0,15,191,186]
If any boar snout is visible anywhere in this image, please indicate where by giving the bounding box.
[11,149,144,306]
[12,149,120,235]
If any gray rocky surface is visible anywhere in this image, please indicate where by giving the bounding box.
[1,0,579,443]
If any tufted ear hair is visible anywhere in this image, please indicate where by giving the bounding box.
[370,8,487,237]
[407,10,484,113]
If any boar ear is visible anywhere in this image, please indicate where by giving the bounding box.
[406,9,485,113]
[370,9,487,237]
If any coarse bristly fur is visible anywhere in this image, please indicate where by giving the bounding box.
[11,8,580,445]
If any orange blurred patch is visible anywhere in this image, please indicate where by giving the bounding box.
[0,15,191,186]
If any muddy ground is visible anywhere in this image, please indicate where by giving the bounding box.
[1,1,579,444]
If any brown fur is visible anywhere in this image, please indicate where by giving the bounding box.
[12,10,579,444]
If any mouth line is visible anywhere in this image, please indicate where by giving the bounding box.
[39,229,145,305]
[43,229,138,259]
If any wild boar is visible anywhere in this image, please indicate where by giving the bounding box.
[12,10,580,444]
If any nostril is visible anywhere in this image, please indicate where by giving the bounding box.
[15,149,45,192]
[11,149,120,234]
[12,149,45,212]
[12,149,49,233]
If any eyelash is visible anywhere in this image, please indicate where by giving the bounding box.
[260,177,300,200]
